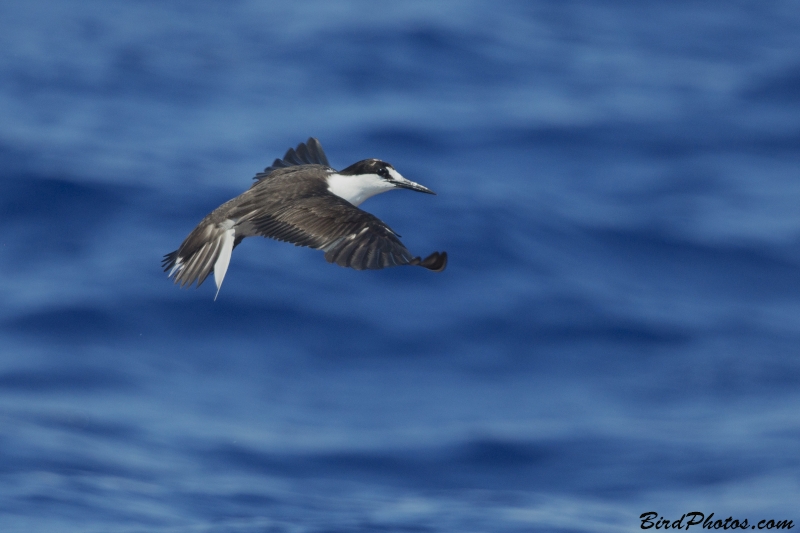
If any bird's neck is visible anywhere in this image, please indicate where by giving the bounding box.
[326,172,393,206]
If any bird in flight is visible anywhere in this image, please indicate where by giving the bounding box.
[163,138,447,298]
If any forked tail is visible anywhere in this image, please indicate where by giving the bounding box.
[162,222,236,300]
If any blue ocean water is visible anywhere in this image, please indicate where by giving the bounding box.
[2,1,800,531]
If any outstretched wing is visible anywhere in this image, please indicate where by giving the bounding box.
[233,180,445,271]
[253,137,331,184]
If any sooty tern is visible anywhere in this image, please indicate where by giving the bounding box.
[163,138,447,298]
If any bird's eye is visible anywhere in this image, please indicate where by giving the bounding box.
[378,168,389,178]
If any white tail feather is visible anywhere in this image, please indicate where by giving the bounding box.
[213,228,235,300]
[169,257,184,277]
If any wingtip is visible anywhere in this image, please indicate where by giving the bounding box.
[419,251,447,272]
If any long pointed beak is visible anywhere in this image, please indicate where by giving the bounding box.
[387,168,436,195]
[395,179,436,195]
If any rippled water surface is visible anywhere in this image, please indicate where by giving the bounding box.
[2,1,800,531]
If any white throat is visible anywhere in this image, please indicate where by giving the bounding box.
[326,172,394,206]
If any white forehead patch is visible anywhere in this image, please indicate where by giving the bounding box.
[387,167,405,182]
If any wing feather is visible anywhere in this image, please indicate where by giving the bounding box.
[253,137,331,183]
[237,181,418,270]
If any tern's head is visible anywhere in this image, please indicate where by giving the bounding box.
[328,159,435,206]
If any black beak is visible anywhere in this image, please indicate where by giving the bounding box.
[394,179,436,195]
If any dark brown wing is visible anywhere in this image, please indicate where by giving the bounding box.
[241,198,414,270]
[253,137,331,184]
